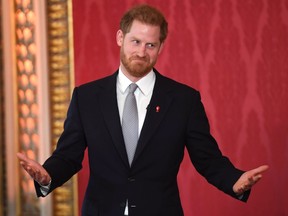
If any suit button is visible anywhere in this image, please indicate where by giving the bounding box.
[128,177,135,182]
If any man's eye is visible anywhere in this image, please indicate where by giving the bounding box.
[132,40,140,44]
[147,43,155,48]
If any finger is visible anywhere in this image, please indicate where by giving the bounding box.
[248,175,259,184]
[17,153,34,167]
[34,169,42,183]
[19,162,31,172]
[242,185,249,191]
[248,173,263,184]
[26,166,36,175]
[252,165,269,175]
[244,175,260,188]
[35,170,50,185]
[246,166,267,183]
[17,152,28,161]
[239,182,252,193]
[244,174,263,189]
[235,186,246,195]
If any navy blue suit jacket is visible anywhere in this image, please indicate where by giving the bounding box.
[36,69,249,216]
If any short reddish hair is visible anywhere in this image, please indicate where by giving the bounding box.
[120,4,168,43]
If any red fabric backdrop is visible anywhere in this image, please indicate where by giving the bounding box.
[72,0,288,215]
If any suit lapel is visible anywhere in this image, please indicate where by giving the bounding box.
[98,72,130,168]
[99,70,174,168]
[132,72,173,166]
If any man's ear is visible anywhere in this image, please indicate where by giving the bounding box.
[116,30,124,46]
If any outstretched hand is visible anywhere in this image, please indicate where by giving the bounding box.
[233,165,269,195]
[17,152,51,186]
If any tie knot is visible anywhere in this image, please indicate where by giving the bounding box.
[129,83,138,93]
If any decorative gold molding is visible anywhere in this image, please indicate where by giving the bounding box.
[2,0,76,214]
[0,1,5,215]
[0,69,4,216]
[14,0,42,214]
[46,0,77,215]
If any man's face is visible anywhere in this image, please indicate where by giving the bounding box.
[117,20,163,81]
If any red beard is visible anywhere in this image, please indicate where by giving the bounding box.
[120,48,156,78]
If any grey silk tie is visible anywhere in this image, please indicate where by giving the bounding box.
[122,83,138,165]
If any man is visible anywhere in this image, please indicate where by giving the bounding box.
[17,4,268,216]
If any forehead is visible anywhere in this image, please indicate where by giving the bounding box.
[126,20,161,42]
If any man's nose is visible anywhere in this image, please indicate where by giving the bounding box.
[137,44,146,57]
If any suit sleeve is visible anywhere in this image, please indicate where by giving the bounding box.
[185,91,250,201]
[35,87,87,196]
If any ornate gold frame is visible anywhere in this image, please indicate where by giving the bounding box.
[46,0,77,215]
[1,0,77,214]
[0,0,5,214]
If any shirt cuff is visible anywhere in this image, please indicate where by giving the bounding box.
[39,180,51,196]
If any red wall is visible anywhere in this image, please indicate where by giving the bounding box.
[72,0,288,215]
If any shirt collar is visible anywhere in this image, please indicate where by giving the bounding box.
[118,68,155,96]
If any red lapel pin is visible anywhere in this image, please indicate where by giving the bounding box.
[156,106,160,112]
